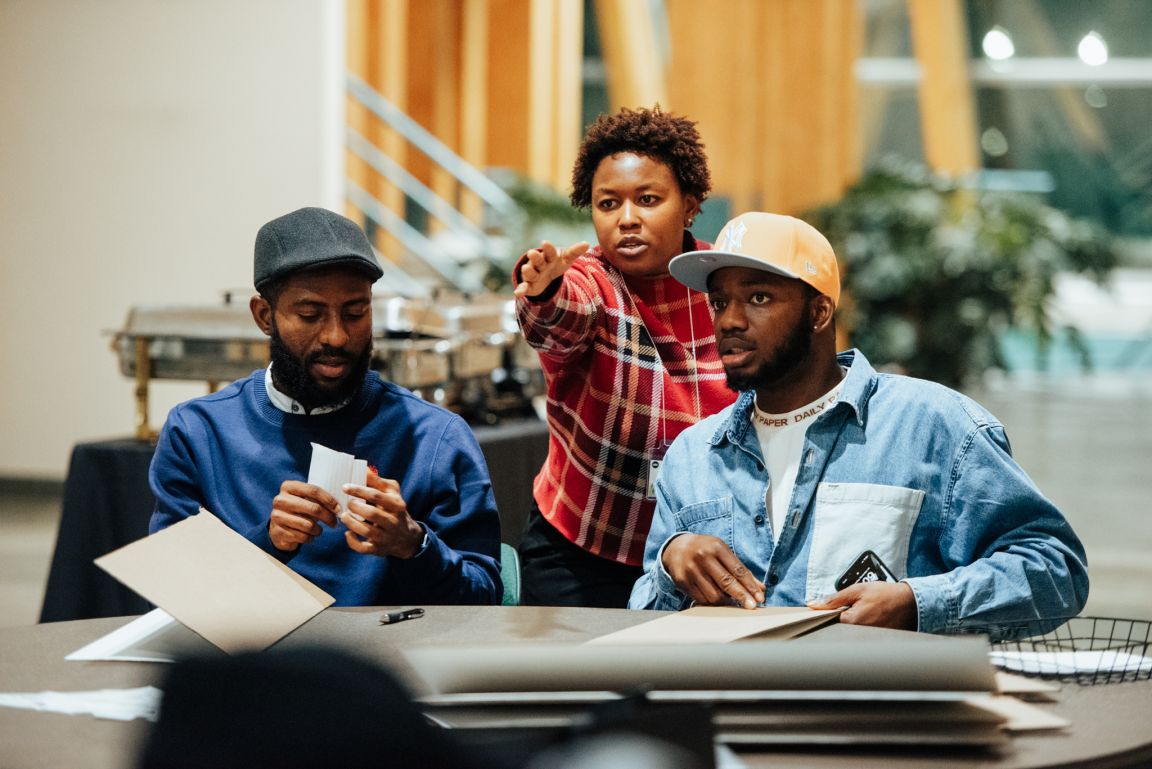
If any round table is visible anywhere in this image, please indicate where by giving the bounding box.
[2,607,1150,769]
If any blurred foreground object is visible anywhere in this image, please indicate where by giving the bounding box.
[136,647,501,769]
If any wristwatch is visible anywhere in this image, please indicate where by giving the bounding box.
[413,526,431,557]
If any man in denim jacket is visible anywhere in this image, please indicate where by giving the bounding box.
[628,212,1088,638]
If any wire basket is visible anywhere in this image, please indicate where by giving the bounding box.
[989,617,1152,685]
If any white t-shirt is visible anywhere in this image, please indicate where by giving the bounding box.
[750,375,845,543]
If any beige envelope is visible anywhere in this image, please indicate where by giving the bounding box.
[95,509,334,654]
[585,606,843,645]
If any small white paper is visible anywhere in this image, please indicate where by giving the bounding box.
[307,443,369,515]
[0,686,163,722]
[989,649,1152,676]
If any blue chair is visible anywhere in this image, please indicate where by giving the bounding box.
[499,542,521,606]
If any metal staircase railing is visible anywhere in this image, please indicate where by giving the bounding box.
[345,73,518,295]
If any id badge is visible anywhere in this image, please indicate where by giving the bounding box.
[834,550,897,591]
[645,447,668,501]
[645,460,662,500]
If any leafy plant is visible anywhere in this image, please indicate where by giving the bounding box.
[805,158,1119,388]
[482,173,595,293]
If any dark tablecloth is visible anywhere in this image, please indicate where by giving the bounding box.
[39,420,549,623]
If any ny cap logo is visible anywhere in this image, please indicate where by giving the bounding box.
[717,219,748,252]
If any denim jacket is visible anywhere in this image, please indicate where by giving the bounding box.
[629,350,1089,638]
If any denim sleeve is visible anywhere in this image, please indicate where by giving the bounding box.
[904,424,1089,638]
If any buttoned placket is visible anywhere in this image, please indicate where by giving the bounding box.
[733,402,853,599]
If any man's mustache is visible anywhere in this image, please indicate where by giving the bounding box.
[305,346,354,364]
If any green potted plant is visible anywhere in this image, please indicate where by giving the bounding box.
[483,173,594,293]
[806,158,1119,388]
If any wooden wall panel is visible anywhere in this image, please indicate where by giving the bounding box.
[551,0,583,190]
[593,0,667,110]
[907,0,979,174]
[459,0,490,221]
[485,0,533,172]
[667,0,861,218]
[338,0,614,204]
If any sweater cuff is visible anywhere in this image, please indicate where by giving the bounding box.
[388,526,451,577]
[411,522,432,558]
[244,518,296,564]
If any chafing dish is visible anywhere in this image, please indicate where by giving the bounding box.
[374,337,454,390]
[114,292,543,439]
[375,295,449,338]
[116,304,269,382]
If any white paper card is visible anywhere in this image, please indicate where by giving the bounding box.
[307,443,369,515]
[66,608,217,663]
[989,649,1152,676]
[0,686,163,722]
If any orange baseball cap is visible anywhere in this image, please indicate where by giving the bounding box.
[670,212,840,307]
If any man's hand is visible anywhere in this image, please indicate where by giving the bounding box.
[340,473,426,559]
[807,581,918,630]
[662,534,766,610]
[268,480,341,552]
[513,240,590,299]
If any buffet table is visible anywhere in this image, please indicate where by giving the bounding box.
[3,607,1152,769]
[39,420,549,622]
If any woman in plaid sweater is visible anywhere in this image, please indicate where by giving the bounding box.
[512,107,737,607]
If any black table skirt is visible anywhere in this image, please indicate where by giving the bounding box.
[39,420,549,623]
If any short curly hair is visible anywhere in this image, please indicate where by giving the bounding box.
[570,106,711,209]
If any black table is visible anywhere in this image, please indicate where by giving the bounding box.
[39,420,549,623]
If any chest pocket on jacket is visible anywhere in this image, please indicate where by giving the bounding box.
[806,482,925,603]
[673,497,734,549]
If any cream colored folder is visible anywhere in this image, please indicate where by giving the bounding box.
[585,606,843,645]
[94,509,334,654]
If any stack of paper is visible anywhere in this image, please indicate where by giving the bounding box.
[405,608,1065,748]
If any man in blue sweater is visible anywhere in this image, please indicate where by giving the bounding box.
[149,207,502,605]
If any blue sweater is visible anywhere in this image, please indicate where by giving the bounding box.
[148,370,502,605]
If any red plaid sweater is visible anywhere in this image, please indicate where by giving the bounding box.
[515,234,736,565]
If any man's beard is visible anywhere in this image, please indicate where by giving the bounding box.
[269,322,372,411]
[724,313,812,393]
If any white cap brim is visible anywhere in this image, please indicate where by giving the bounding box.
[668,249,802,293]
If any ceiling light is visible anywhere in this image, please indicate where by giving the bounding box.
[1078,31,1108,66]
[982,26,1015,61]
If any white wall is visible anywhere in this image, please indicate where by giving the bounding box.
[0,0,341,477]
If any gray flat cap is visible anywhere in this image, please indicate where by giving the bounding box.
[254,207,383,291]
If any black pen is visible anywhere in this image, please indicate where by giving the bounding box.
[379,608,425,625]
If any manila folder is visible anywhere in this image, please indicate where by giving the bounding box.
[586,606,842,645]
[94,509,334,654]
